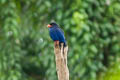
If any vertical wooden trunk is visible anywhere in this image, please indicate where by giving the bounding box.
[54,43,69,80]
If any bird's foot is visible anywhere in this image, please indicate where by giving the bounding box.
[54,40,59,47]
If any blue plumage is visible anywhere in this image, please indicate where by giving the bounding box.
[48,22,66,46]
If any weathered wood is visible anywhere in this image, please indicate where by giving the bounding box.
[54,43,69,80]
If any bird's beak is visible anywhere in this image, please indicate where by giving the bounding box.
[47,24,52,28]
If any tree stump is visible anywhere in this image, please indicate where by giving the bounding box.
[54,43,69,80]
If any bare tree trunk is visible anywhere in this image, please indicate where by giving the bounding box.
[54,43,69,80]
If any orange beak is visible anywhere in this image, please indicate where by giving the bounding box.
[47,24,52,28]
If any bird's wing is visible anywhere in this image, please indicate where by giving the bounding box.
[55,28,66,42]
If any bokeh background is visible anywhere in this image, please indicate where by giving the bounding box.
[0,0,120,80]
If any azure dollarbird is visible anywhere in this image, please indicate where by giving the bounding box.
[47,22,67,47]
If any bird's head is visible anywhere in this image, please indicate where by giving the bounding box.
[47,22,58,28]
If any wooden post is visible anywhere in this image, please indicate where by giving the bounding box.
[54,43,69,80]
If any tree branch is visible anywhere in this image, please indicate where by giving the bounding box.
[54,43,69,80]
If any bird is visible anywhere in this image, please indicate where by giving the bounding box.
[47,22,67,47]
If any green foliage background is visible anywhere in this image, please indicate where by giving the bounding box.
[0,0,120,80]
